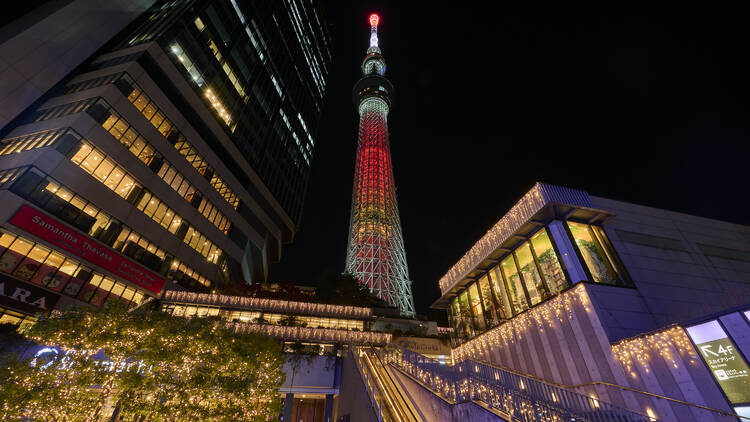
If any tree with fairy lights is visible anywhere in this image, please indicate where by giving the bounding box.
[0,302,285,421]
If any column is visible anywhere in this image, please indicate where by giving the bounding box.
[282,393,294,421]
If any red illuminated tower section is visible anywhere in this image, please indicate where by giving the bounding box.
[345,14,415,316]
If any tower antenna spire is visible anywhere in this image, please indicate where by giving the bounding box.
[368,13,380,52]
[346,12,415,316]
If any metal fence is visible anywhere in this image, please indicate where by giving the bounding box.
[382,346,658,422]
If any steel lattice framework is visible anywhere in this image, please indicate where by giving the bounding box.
[345,14,415,316]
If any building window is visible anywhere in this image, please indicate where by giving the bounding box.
[477,274,499,327]
[0,306,36,330]
[467,283,486,332]
[1,166,213,287]
[530,228,568,294]
[456,291,474,339]
[567,221,626,285]
[500,255,529,314]
[0,228,146,308]
[514,241,549,306]
[488,267,513,320]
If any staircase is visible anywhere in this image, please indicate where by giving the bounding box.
[379,345,661,422]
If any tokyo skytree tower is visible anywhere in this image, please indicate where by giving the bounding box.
[345,13,415,316]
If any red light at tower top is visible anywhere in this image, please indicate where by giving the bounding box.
[369,13,379,27]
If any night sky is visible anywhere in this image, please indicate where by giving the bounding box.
[270,2,750,315]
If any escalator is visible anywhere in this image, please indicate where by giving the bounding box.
[351,346,423,422]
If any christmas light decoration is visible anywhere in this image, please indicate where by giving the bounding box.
[612,325,699,378]
[438,183,594,294]
[345,13,415,316]
[164,290,373,318]
[451,283,592,362]
[0,304,284,421]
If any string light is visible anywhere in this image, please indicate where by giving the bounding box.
[612,325,698,377]
[439,183,593,293]
[451,283,591,362]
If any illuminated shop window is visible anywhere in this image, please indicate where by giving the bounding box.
[456,291,474,339]
[567,221,626,285]
[0,229,147,308]
[477,275,499,327]
[1,166,212,287]
[515,242,548,306]
[530,229,567,294]
[500,255,529,314]
[448,227,573,340]
[0,306,36,330]
[467,283,486,332]
[489,267,513,320]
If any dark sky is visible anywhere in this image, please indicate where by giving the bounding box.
[270,2,750,315]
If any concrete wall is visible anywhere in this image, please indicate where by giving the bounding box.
[592,196,750,338]
[335,352,378,422]
[0,0,156,129]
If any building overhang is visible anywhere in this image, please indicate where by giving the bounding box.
[430,182,614,310]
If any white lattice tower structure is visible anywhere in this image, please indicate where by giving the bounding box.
[345,13,415,316]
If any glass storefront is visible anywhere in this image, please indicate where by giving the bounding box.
[449,222,629,343]
[0,228,146,308]
[567,221,625,285]
[0,306,36,330]
[164,304,366,331]
[530,229,567,294]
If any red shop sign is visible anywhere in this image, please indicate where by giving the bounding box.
[9,205,164,295]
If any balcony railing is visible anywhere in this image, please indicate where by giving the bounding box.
[163,290,373,318]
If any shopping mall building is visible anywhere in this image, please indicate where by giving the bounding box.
[430,182,750,420]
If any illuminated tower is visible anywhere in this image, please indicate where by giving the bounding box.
[345,14,415,316]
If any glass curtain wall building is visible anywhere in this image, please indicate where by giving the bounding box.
[0,0,332,323]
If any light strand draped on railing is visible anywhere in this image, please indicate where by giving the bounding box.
[163,290,373,318]
[383,346,659,422]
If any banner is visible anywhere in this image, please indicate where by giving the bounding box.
[10,205,164,294]
[687,320,750,404]
[0,273,60,315]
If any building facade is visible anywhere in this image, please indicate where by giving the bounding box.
[0,0,332,326]
[431,182,750,421]
[345,14,416,316]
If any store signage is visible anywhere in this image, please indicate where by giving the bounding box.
[0,273,59,315]
[686,320,750,404]
[392,336,451,356]
[9,205,164,295]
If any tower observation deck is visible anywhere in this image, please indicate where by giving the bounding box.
[345,14,416,316]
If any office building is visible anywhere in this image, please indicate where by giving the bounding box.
[0,0,332,325]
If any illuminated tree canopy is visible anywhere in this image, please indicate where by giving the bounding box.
[0,303,284,421]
